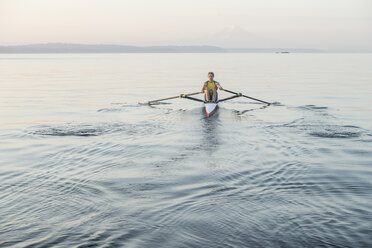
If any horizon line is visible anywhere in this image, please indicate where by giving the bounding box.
[0,43,371,53]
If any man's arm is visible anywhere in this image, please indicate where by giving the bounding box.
[216,82,223,90]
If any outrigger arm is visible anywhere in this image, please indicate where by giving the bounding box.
[220,89,271,105]
[181,95,205,103]
[217,94,241,102]
[142,92,201,105]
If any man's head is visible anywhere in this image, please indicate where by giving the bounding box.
[208,72,214,81]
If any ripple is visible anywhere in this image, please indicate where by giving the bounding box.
[30,125,104,136]
[97,108,123,112]
[298,104,328,110]
[28,121,165,137]
[271,101,284,106]
[274,118,364,140]
[310,130,360,139]
[98,103,143,112]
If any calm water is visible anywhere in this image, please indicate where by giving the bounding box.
[1,53,372,247]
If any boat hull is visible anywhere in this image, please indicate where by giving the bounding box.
[204,102,218,117]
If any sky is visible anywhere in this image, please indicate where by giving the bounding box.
[0,0,371,51]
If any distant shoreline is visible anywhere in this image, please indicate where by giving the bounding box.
[0,43,324,54]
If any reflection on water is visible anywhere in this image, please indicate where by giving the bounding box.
[200,107,220,155]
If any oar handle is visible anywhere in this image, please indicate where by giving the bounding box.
[222,89,271,105]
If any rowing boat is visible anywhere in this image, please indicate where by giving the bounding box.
[204,102,218,117]
[141,89,270,117]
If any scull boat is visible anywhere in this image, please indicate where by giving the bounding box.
[141,89,271,117]
[204,102,218,117]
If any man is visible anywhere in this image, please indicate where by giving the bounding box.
[201,72,223,102]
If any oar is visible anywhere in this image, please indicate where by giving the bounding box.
[182,96,204,103]
[222,89,271,105]
[143,92,201,105]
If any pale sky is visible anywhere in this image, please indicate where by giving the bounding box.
[1,0,371,51]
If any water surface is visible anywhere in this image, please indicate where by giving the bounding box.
[0,53,372,247]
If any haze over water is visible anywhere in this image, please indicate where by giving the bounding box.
[1,53,372,247]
